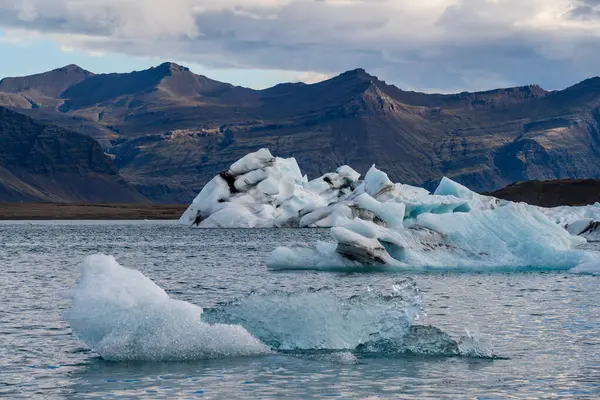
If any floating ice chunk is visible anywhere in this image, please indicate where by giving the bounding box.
[182,148,600,272]
[63,254,269,361]
[569,261,600,275]
[407,203,590,268]
[181,151,479,230]
[65,256,491,359]
[269,203,598,271]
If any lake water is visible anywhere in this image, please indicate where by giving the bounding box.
[1,221,599,399]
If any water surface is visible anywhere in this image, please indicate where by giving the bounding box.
[1,221,599,399]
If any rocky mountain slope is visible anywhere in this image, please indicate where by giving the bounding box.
[0,106,148,203]
[1,63,600,203]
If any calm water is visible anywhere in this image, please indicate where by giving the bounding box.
[1,221,599,399]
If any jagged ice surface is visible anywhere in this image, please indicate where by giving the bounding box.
[179,149,360,228]
[64,255,492,361]
[180,149,600,271]
[201,279,423,352]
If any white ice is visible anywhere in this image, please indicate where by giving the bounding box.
[537,203,600,226]
[181,148,600,270]
[63,254,270,361]
[179,149,360,228]
[569,261,600,275]
[66,256,480,358]
[269,203,595,271]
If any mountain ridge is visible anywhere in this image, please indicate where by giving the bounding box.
[1,63,600,203]
[1,62,572,100]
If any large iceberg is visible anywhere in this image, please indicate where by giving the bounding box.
[180,149,600,271]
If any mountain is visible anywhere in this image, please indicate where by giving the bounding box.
[0,106,148,203]
[1,63,600,203]
[490,179,600,207]
[0,64,93,108]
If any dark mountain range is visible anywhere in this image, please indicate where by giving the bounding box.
[0,106,148,203]
[490,179,600,207]
[1,63,600,203]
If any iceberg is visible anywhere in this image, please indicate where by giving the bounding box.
[179,149,360,228]
[181,149,600,270]
[63,254,270,361]
[65,255,493,360]
[269,202,594,271]
[569,261,600,275]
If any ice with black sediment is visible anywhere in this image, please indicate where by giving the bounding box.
[180,149,600,273]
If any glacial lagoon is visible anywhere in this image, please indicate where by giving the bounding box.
[1,221,599,399]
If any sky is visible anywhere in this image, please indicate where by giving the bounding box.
[1,0,600,92]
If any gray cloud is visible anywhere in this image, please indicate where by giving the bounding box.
[1,0,600,92]
[569,0,600,19]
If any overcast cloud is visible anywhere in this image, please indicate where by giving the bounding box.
[1,0,600,91]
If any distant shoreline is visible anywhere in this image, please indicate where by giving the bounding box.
[0,203,188,220]
[489,179,600,208]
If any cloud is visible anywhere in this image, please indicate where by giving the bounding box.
[1,0,600,91]
[569,0,600,19]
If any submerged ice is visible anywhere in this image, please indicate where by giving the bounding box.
[201,279,423,352]
[180,149,600,271]
[65,255,494,361]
